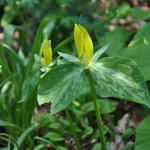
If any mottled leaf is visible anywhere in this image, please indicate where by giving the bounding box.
[37,63,89,114]
[89,56,150,108]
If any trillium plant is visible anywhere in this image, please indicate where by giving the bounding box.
[37,24,150,150]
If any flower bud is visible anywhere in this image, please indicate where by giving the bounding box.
[39,37,52,67]
[74,24,93,65]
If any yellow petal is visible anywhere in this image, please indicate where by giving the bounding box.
[74,24,93,65]
[74,24,83,58]
[40,37,52,67]
[79,25,93,65]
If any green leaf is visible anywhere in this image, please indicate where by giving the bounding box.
[135,116,150,150]
[20,76,31,102]
[4,24,16,45]
[123,128,134,139]
[89,56,150,108]
[121,143,134,150]
[58,51,80,64]
[129,22,150,47]
[127,8,150,22]
[0,43,11,77]
[81,127,93,139]
[1,13,13,27]
[45,132,64,142]
[0,42,24,70]
[37,63,89,114]
[34,136,55,147]
[0,120,21,130]
[98,27,128,55]
[33,145,45,150]
[14,123,38,150]
[100,99,116,114]
[43,18,56,37]
[48,122,61,130]
[57,146,68,150]
[92,143,101,150]
[116,3,131,18]
[0,148,9,150]
[119,42,150,81]
[20,71,40,102]
[82,99,116,114]
[92,44,109,63]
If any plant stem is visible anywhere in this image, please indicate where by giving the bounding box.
[65,109,82,150]
[86,70,106,150]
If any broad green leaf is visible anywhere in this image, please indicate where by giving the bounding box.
[89,56,150,108]
[118,42,150,81]
[98,27,128,55]
[37,63,89,114]
[135,116,150,150]
[129,22,150,46]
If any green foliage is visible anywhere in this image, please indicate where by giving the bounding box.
[38,55,150,114]
[0,14,54,149]
[127,8,150,22]
[129,22,150,46]
[116,2,150,22]
[119,42,150,81]
[97,27,129,55]
[135,116,150,150]
[38,63,89,114]
[82,99,116,114]
[90,56,150,108]
[92,143,101,150]
[1,1,150,149]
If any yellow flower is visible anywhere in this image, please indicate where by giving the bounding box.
[39,37,52,67]
[74,24,93,65]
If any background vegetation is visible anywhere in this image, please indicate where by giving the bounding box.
[0,0,150,150]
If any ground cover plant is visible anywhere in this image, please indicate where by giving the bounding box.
[0,0,150,150]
